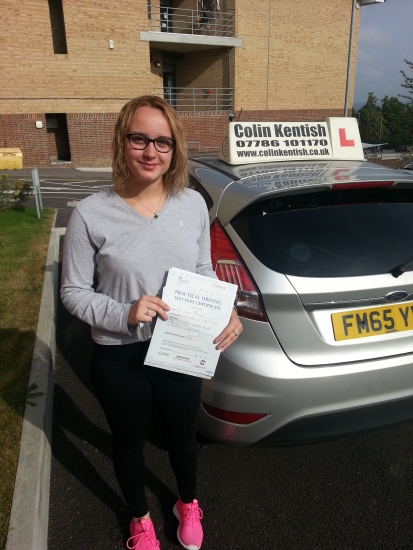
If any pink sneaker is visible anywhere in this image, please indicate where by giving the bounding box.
[173,499,204,550]
[126,518,160,550]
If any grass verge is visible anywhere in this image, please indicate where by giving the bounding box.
[0,207,54,549]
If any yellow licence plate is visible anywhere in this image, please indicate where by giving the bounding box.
[331,301,413,341]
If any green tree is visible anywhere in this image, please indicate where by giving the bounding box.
[355,61,413,149]
[399,59,413,105]
[381,96,411,148]
[356,92,382,144]
[399,59,413,146]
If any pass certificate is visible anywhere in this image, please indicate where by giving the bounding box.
[144,268,238,378]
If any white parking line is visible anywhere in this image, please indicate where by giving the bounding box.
[36,188,98,195]
[40,180,105,185]
[39,187,98,191]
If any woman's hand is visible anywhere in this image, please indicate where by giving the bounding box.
[127,295,170,326]
[213,308,243,352]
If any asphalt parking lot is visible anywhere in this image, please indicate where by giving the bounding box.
[49,282,413,549]
[48,216,413,550]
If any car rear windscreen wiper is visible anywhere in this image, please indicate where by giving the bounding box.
[390,257,413,278]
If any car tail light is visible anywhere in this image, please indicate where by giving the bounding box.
[210,219,267,321]
[332,181,394,190]
[202,403,267,424]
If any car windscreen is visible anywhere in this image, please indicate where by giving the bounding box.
[230,186,413,277]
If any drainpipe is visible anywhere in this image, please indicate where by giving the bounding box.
[265,0,271,120]
[226,49,230,110]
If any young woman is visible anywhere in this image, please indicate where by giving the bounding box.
[61,95,242,550]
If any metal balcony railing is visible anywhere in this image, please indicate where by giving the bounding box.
[147,5,235,37]
[152,87,233,112]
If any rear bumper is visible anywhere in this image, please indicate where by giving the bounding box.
[256,395,413,445]
[197,318,413,445]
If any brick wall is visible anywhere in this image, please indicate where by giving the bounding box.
[367,157,405,170]
[0,111,225,166]
[234,0,359,112]
[0,114,50,166]
[2,0,358,115]
[1,0,359,166]
[234,108,345,122]
[67,113,118,166]
[0,108,347,167]
[181,112,228,152]
[177,51,229,90]
[1,0,154,114]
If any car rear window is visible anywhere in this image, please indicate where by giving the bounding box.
[230,186,413,277]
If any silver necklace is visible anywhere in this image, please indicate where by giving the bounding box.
[132,191,164,219]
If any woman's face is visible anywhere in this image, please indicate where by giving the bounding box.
[124,106,173,189]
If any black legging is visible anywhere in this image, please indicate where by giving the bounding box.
[91,340,203,518]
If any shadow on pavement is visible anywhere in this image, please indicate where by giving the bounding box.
[0,328,37,411]
[48,256,183,549]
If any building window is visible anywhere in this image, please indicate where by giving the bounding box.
[48,0,68,54]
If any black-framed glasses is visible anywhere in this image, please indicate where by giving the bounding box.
[126,133,175,153]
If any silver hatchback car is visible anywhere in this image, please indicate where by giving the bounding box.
[188,158,413,445]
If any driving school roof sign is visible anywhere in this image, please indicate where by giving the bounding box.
[218,117,364,165]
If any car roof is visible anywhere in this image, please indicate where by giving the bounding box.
[189,156,413,224]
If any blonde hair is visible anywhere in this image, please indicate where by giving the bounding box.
[112,95,188,194]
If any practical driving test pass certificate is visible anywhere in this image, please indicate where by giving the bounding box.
[144,268,237,378]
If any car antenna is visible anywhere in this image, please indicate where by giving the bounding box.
[237,108,243,122]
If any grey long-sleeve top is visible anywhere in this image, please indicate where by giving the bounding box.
[61,186,216,345]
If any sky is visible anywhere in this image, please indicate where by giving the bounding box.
[353,0,413,108]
